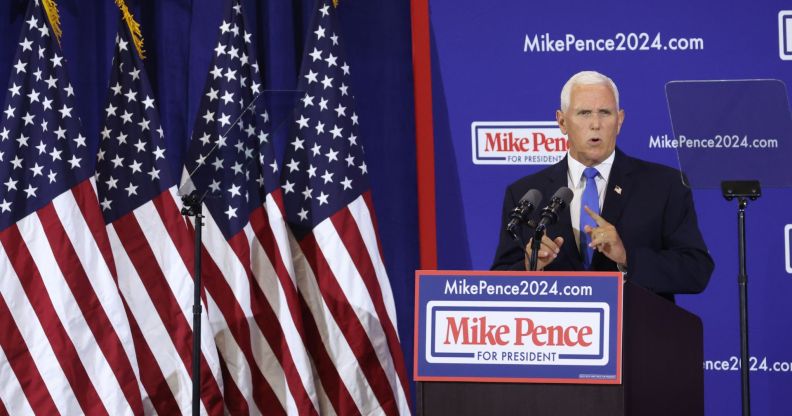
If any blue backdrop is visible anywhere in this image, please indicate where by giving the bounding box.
[430,0,792,414]
[0,0,420,407]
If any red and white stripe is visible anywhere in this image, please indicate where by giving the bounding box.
[290,193,411,415]
[0,180,143,415]
[105,186,226,415]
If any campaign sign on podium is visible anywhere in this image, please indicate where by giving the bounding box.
[414,271,623,384]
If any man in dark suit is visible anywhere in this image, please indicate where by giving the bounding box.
[491,71,713,299]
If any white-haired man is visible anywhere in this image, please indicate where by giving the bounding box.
[491,71,713,300]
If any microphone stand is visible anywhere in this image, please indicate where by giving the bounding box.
[529,225,545,271]
[181,190,207,416]
[722,180,760,416]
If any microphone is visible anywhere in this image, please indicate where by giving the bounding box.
[535,187,574,230]
[506,189,542,240]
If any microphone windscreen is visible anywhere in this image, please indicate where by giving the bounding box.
[519,189,543,208]
[552,186,574,205]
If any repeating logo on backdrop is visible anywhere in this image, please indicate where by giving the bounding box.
[779,11,792,60]
[472,121,567,165]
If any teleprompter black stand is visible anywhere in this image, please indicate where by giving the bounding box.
[416,281,704,415]
[181,190,207,416]
[722,180,761,416]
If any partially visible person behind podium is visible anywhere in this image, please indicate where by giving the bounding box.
[491,71,714,300]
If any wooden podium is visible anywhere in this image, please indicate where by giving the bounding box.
[416,281,703,416]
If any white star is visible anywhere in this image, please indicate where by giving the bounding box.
[121,111,133,124]
[304,70,318,84]
[198,132,211,145]
[106,176,119,189]
[138,118,150,131]
[14,59,26,74]
[318,98,329,111]
[130,160,143,173]
[320,75,334,89]
[50,54,63,68]
[340,83,349,96]
[100,198,112,211]
[125,183,138,196]
[331,34,339,46]
[359,161,368,174]
[208,179,221,193]
[24,184,38,199]
[321,170,334,184]
[351,113,359,125]
[202,110,215,124]
[307,164,317,178]
[302,94,315,107]
[3,105,14,119]
[212,157,223,170]
[214,42,226,56]
[348,133,358,146]
[0,127,9,140]
[4,178,18,191]
[111,154,124,168]
[220,21,230,34]
[311,142,322,156]
[35,141,46,154]
[58,105,73,118]
[64,84,74,97]
[47,170,57,184]
[224,68,237,82]
[218,113,231,127]
[105,103,117,117]
[325,148,339,162]
[309,48,322,62]
[142,95,155,110]
[49,147,62,161]
[16,133,29,147]
[73,134,86,148]
[330,125,343,139]
[20,38,33,52]
[325,53,338,67]
[296,115,310,129]
[231,161,243,175]
[314,25,326,39]
[334,104,347,117]
[22,112,34,125]
[282,180,295,194]
[269,160,278,173]
[8,83,21,97]
[320,4,330,16]
[145,167,159,181]
[291,137,305,150]
[317,192,329,206]
[225,206,238,219]
[228,184,241,198]
[26,90,40,103]
[210,65,223,79]
[124,89,137,102]
[0,199,11,213]
[341,176,353,190]
[116,132,128,144]
[302,186,313,200]
[30,163,43,177]
[39,24,50,37]
[11,156,23,169]
[206,88,219,101]
[111,82,123,95]
[26,16,38,29]
[130,68,141,81]
[287,158,300,172]
[153,146,166,160]
[42,97,53,110]
[315,121,325,134]
[297,208,309,221]
[227,46,239,60]
[221,91,234,105]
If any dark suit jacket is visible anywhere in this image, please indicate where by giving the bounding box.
[491,148,714,299]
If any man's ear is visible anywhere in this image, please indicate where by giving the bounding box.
[556,109,567,134]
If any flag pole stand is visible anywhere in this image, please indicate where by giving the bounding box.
[721,180,760,416]
[181,191,206,416]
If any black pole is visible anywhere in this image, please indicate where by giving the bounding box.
[181,191,205,416]
[529,226,545,271]
[737,197,750,416]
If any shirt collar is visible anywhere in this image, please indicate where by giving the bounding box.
[567,150,616,188]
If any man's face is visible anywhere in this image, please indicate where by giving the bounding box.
[556,83,624,167]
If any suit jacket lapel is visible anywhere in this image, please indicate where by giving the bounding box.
[591,148,634,270]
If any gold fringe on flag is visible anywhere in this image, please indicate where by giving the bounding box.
[333,0,339,7]
[41,0,63,44]
[114,0,146,60]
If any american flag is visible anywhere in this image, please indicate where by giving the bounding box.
[181,0,328,414]
[0,1,143,414]
[95,16,225,415]
[280,2,411,415]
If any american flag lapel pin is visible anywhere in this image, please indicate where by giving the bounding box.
[614,185,622,195]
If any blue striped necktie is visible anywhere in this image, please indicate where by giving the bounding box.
[580,167,600,269]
